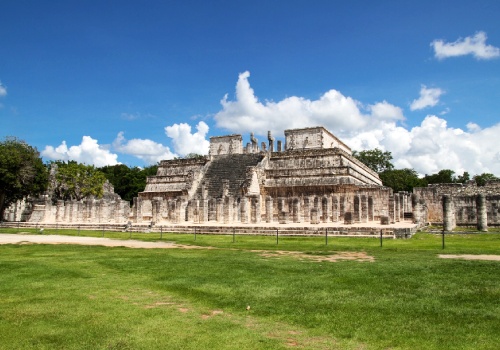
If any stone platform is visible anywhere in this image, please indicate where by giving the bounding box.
[1,221,417,239]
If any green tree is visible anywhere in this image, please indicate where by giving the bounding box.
[423,169,456,184]
[456,171,470,184]
[379,168,426,192]
[99,164,158,203]
[473,173,500,186]
[0,137,48,219]
[352,148,394,173]
[51,161,107,201]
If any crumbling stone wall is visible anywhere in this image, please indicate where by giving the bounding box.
[415,181,500,228]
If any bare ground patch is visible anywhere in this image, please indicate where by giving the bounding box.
[252,250,375,263]
[0,234,210,250]
[439,254,500,261]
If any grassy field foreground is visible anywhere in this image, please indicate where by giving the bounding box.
[0,231,499,349]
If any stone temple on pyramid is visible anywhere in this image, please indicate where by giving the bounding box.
[9,125,500,234]
[132,126,420,226]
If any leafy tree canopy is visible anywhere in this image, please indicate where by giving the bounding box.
[352,148,394,173]
[51,161,107,201]
[0,137,48,218]
[379,168,426,193]
[473,173,500,186]
[99,164,158,203]
[423,169,456,184]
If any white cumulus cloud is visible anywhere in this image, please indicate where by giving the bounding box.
[165,121,210,156]
[431,31,500,60]
[212,71,500,176]
[410,85,444,111]
[0,81,7,97]
[42,136,119,167]
[214,71,401,136]
[112,132,176,164]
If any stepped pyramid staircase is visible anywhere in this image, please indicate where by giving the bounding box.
[194,154,264,199]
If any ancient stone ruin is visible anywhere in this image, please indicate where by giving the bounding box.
[131,127,419,226]
[414,181,500,231]
[5,126,499,232]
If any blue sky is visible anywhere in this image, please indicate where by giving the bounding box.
[1,0,499,176]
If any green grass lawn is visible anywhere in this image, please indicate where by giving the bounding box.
[0,229,499,349]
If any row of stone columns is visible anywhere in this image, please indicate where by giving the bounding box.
[48,199,129,223]
[442,194,488,231]
[138,192,414,226]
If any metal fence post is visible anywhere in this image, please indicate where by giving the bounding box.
[325,228,328,245]
[233,228,235,243]
[380,229,383,247]
[442,229,445,249]
[276,229,279,245]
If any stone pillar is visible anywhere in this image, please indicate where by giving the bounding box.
[332,195,339,222]
[277,140,282,152]
[303,197,310,223]
[368,196,374,221]
[321,197,330,223]
[361,195,368,223]
[353,195,361,222]
[310,208,320,224]
[152,199,161,224]
[476,194,488,232]
[216,198,224,223]
[241,197,249,224]
[292,198,301,223]
[56,200,65,222]
[388,195,395,224]
[254,196,262,223]
[339,196,345,219]
[442,195,456,231]
[265,196,273,223]
[394,195,400,222]
[179,198,187,223]
[64,201,71,222]
[224,197,233,224]
[411,194,424,226]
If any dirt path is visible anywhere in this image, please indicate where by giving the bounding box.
[439,254,500,261]
[0,233,376,263]
[0,233,203,249]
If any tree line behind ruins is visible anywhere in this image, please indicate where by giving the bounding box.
[1,137,498,219]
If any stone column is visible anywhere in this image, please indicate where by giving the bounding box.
[332,195,339,222]
[64,201,71,222]
[224,197,233,224]
[241,197,249,224]
[178,198,187,223]
[476,194,488,232]
[254,196,262,223]
[361,195,368,223]
[265,196,273,223]
[152,199,161,224]
[388,195,395,224]
[56,200,65,222]
[368,196,374,221]
[277,140,282,152]
[394,195,400,222]
[303,197,310,223]
[353,195,361,222]
[216,198,224,223]
[292,198,301,223]
[200,199,208,223]
[442,195,456,231]
[339,195,345,219]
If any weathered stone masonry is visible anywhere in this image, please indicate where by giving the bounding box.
[132,127,416,226]
[414,181,500,231]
